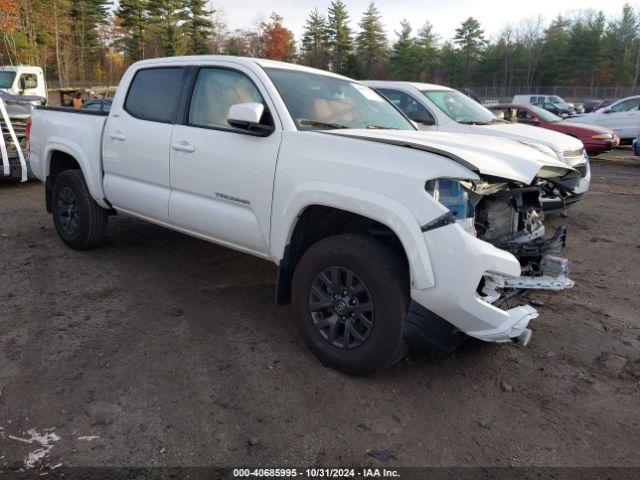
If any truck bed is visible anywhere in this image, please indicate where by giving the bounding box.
[29,106,110,200]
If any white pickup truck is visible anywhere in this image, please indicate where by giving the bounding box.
[29,56,579,375]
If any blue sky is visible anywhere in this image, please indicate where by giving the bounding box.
[215,0,634,41]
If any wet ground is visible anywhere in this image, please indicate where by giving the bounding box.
[1,149,639,469]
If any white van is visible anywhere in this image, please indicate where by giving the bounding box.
[0,66,47,100]
[513,94,573,111]
[364,81,589,209]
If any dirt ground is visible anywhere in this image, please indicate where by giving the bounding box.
[1,150,639,470]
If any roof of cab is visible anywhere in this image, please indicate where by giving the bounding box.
[128,55,351,80]
[363,80,453,91]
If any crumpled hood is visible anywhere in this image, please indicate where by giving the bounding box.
[479,122,584,153]
[327,130,578,184]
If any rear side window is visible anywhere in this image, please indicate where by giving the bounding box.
[611,97,640,113]
[125,68,184,123]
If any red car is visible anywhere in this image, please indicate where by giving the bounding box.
[489,103,619,155]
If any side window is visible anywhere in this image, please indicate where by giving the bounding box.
[377,89,435,123]
[517,109,535,123]
[377,88,403,109]
[188,68,266,130]
[83,102,102,111]
[125,68,184,123]
[611,98,640,113]
[529,96,537,103]
[20,73,38,89]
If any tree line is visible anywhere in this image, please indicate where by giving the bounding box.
[1,0,640,90]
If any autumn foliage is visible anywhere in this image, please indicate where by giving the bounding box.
[261,13,296,61]
[0,0,20,33]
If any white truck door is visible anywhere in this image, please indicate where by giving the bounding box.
[168,66,281,257]
[598,97,640,139]
[103,67,187,222]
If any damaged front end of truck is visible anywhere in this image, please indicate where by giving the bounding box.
[410,167,579,354]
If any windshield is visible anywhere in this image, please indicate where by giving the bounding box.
[264,68,415,131]
[422,89,496,124]
[529,105,562,122]
[0,71,17,89]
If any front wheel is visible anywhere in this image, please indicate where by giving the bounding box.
[292,234,409,376]
[51,169,108,250]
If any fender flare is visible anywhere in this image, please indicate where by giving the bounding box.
[44,137,109,209]
[271,181,435,290]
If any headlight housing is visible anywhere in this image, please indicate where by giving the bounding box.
[591,133,613,139]
[426,178,473,219]
[518,139,562,162]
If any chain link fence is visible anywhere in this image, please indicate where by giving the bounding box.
[467,86,640,102]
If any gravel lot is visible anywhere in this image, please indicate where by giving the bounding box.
[1,150,639,470]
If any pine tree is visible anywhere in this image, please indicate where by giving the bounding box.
[356,1,387,78]
[326,0,353,74]
[438,41,464,86]
[567,11,606,87]
[453,17,485,76]
[389,20,421,80]
[537,15,570,85]
[604,4,638,85]
[70,0,110,82]
[183,0,214,55]
[416,21,439,81]
[115,0,148,61]
[301,8,329,69]
[148,0,187,57]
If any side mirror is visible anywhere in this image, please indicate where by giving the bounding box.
[227,102,274,136]
[602,108,612,114]
[408,113,435,125]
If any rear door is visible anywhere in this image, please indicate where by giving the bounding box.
[597,97,640,139]
[103,66,187,222]
[168,64,281,257]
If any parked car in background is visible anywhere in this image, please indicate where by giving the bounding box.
[583,100,602,113]
[533,102,571,117]
[365,81,590,209]
[567,95,640,141]
[488,103,619,156]
[593,99,615,112]
[81,98,112,113]
[513,94,575,113]
[29,56,580,374]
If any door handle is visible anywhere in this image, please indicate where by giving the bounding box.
[108,132,126,141]
[172,141,195,153]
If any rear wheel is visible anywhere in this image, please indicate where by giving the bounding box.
[292,234,409,376]
[52,169,108,250]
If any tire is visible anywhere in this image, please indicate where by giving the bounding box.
[51,169,108,250]
[292,234,409,376]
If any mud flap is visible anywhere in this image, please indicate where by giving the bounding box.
[404,301,468,355]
